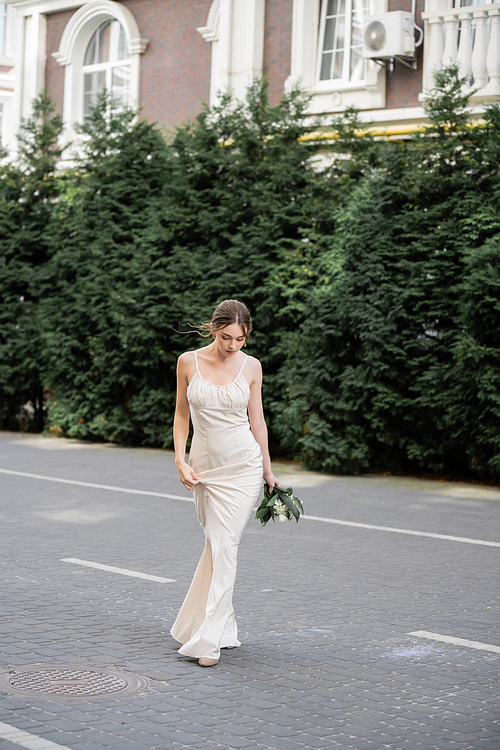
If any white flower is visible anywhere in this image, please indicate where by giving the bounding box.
[274,498,291,522]
[255,482,303,527]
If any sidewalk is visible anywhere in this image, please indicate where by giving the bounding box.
[0,431,499,750]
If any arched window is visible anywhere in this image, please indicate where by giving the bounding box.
[82,19,131,118]
[53,0,149,147]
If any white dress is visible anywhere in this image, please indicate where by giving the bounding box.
[170,351,263,661]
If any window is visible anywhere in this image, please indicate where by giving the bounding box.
[0,3,6,58]
[82,19,131,118]
[317,0,372,85]
[51,1,148,152]
[287,0,386,115]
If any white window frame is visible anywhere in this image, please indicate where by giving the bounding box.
[0,90,13,150]
[52,0,148,147]
[0,1,15,64]
[0,3,7,59]
[286,0,387,114]
[316,0,373,89]
[82,19,131,119]
[0,1,14,151]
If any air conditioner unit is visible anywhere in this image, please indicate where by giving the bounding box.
[363,11,415,60]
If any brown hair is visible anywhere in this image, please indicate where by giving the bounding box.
[176,300,253,339]
[199,299,253,339]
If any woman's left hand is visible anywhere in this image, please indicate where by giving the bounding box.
[264,471,279,494]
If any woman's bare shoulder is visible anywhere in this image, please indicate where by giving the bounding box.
[245,353,261,367]
[177,351,196,370]
[245,354,262,379]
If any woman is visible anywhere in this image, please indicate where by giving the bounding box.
[171,299,278,667]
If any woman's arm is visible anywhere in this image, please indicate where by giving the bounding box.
[247,358,279,492]
[173,353,201,491]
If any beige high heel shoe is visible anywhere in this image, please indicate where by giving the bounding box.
[198,657,218,667]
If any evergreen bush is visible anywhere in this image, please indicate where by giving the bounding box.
[278,68,500,481]
[41,97,174,445]
[0,93,64,431]
[40,82,334,447]
[1,69,498,482]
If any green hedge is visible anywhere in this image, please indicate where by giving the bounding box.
[0,93,64,431]
[1,71,499,481]
[273,71,500,480]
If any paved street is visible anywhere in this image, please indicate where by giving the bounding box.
[0,430,499,750]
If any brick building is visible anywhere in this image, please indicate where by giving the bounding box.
[1,0,499,152]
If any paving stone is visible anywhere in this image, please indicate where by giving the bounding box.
[210,735,256,748]
[0,433,499,750]
[254,737,305,750]
[301,727,337,737]
[151,730,203,745]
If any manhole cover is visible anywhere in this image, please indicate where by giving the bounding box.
[0,665,147,699]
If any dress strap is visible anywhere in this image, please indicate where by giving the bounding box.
[237,354,248,377]
[193,351,200,373]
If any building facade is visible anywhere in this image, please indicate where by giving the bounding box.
[2,0,499,152]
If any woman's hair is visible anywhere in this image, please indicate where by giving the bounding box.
[199,299,253,339]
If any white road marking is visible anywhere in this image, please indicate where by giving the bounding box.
[408,630,500,654]
[0,468,192,502]
[0,721,74,750]
[2,467,499,548]
[302,514,500,547]
[61,558,175,583]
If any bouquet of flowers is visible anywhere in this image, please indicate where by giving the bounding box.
[255,484,304,526]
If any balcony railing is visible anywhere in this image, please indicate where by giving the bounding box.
[421,0,500,99]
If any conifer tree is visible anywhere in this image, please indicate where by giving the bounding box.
[0,92,63,430]
[41,82,337,447]
[279,67,500,480]
[1,76,498,481]
[41,94,172,444]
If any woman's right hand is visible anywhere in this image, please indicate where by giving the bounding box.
[176,461,201,492]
